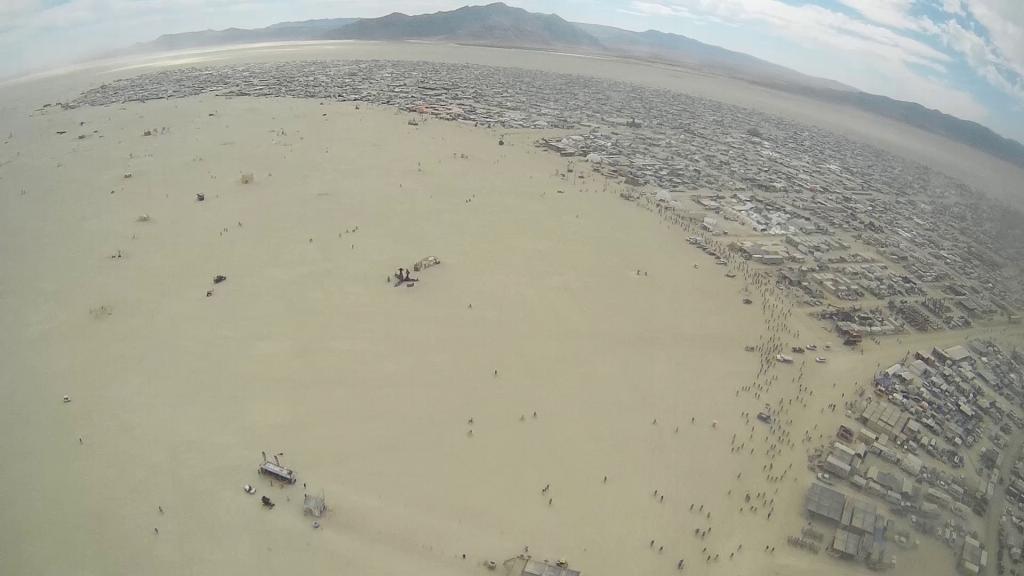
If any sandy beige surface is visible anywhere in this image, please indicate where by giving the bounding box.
[0,95,770,576]
[1,45,1022,576]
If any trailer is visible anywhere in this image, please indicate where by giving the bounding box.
[258,452,297,484]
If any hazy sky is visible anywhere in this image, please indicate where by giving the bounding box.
[2,0,1023,141]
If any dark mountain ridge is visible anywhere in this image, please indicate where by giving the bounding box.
[325,3,600,48]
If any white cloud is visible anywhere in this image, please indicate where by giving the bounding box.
[628,1,682,16]
[964,0,1024,77]
[834,0,934,32]
[943,19,999,68]
[941,0,966,16]
[940,13,1024,105]
[980,64,1024,98]
[649,0,950,69]
[623,0,700,21]
[0,0,49,21]
[632,0,986,119]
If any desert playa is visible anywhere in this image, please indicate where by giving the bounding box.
[1,43,1022,576]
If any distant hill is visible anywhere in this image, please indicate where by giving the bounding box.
[576,23,853,92]
[799,88,1024,168]
[129,2,1024,167]
[146,18,358,51]
[323,3,600,49]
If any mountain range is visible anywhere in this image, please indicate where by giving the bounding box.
[137,2,1024,167]
[144,18,358,51]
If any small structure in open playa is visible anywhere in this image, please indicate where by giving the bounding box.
[502,556,580,576]
[303,491,327,518]
[413,256,441,272]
